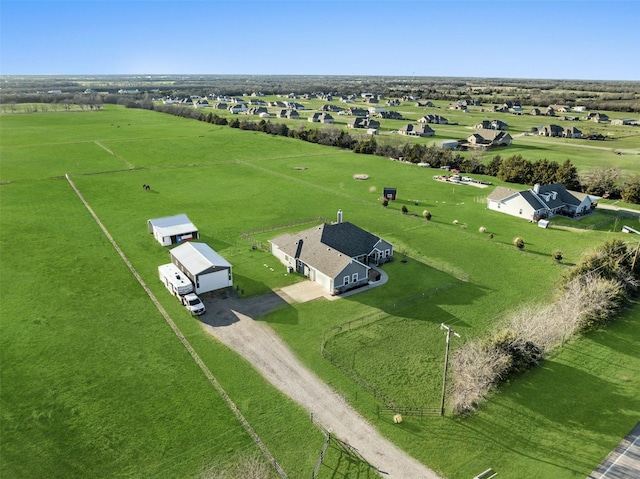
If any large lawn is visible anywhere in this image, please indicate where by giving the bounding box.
[2,105,639,479]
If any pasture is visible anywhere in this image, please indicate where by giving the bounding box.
[1,105,639,479]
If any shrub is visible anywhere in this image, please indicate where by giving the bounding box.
[401,205,408,214]
[423,210,432,221]
[514,237,525,249]
[553,250,563,262]
[382,199,389,207]
[450,341,511,415]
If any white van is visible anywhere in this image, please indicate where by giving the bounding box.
[159,263,193,297]
[181,293,206,316]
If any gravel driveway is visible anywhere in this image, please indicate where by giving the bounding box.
[200,289,441,479]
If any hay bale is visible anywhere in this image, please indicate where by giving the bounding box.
[353,174,369,180]
[393,414,403,424]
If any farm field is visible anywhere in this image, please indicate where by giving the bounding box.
[1,105,639,479]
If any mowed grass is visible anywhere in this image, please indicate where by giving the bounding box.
[2,106,639,479]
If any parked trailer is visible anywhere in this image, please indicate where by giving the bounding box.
[158,264,206,316]
[159,263,193,296]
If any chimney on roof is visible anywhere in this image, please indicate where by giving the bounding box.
[337,209,343,224]
[533,184,540,194]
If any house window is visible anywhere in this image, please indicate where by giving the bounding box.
[343,276,350,286]
[519,209,523,215]
[352,273,358,283]
[385,249,390,257]
[284,254,289,262]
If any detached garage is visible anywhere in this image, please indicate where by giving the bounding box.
[148,214,199,246]
[170,242,233,294]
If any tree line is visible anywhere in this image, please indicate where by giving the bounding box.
[451,239,639,415]
[144,102,640,203]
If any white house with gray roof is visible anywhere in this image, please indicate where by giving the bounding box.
[269,221,393,295]
[487,183,599,221]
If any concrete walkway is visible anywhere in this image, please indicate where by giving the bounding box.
[276,266,389,303]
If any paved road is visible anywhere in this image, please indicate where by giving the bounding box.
[589,423,640,479]
[200,285,441,479]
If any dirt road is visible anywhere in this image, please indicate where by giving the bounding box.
[201,291,441,479]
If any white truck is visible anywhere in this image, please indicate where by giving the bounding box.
[158,263,206,316]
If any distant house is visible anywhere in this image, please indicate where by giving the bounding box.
[308,112,321,123]
[487,183,599,221]
[416,100,435,107]
[611,118,639,126]
[170,242,232,294]
[398,124,435,137]
[228,104,248,114]
[148,214,199,246]
[248,106,268,115]
[368,106,387,114]
[278,109,300,119]
[466,129,512,148]
[550,105,571,113]
[538,124,565,137]
[321,104,344,112]
[319,113,334,123]
[418,114,448,124]
[194,99,209,109]
[530,108,542,116]
[475,119,508,130]
[585,112,609,123]
[347,117,380,129]
[346,107,369,117]
[213,102,228,110]
[564,126,582,138]
[537,124,581,138]
[269,220,393,295]
[378,111,403,119]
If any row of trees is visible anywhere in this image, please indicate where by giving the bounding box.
[145,102,640,203]
[450,239,639,415]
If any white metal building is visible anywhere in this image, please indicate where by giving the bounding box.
[147,214,199,246]
[169,242,233,294]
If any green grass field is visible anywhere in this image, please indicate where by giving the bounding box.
[1,105,639,478]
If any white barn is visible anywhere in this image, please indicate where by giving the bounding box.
[170,242,232,294]
[148,214,199,246]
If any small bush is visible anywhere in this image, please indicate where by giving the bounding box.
[382,199,389,207]
[401,205,408,214]
[423,210,432,221]
[514,237,525,249]
[553,250,563,262]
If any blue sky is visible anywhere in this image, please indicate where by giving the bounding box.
[1,0,638,80]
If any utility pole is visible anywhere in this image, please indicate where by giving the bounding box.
[440,323,460,417]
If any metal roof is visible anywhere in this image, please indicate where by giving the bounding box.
[170,242,231,275]
[148,214,197,238]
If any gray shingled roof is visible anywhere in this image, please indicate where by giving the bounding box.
[270,222,382,277]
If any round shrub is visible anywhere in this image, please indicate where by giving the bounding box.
[514,237,525,249]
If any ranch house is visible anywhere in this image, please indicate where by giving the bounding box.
[487,183,599,221]
[269,220,393,295]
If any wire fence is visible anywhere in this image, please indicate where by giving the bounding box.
[320,281,462,409]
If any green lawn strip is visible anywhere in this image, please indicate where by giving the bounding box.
[0,180,261,478]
